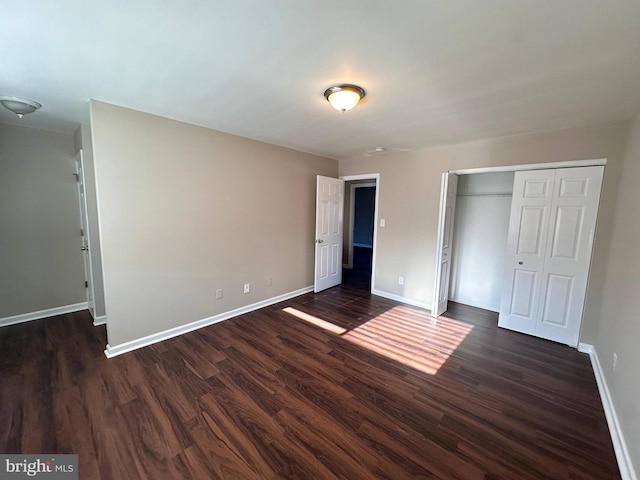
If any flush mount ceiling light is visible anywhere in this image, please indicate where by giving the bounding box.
[363,146,411,157]
[0,95,42,118]
[323,84,365,112]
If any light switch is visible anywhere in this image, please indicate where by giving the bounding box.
[380,219,386,227]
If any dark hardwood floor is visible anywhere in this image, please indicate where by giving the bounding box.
[343,246,373,290]
[0,278,619,479]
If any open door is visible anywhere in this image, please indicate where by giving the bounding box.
[432,172,458,316]
[75,151,96,318]
[314,175,345,293]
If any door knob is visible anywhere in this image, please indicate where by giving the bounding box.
[518,261,523,265]
[81,246,89,251]
[316,239,324,244]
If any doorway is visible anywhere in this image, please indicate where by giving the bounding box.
[346,183,375,287]
[341,174,380,292]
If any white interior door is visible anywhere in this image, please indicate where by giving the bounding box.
[75,151,96,317]
[498,166,604,346]
[432,173,458,316]
[314,176,344,293]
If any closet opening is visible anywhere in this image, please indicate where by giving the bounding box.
[433,159,607,347]
[449,172,514,313]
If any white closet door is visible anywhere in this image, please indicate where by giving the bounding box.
[432,173,458,316]
[498,170,555,336]
[537,166,604,345]
[498,166,603,346]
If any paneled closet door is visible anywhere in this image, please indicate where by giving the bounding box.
[432,173,458,316]
[498,166,604,346]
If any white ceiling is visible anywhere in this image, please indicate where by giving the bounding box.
[2,1,640,160]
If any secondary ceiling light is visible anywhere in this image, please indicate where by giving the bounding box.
[323,84,365,112]
[363,146,410,157]
[0,95,42,118]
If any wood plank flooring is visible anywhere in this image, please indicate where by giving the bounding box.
[0,282,619,479]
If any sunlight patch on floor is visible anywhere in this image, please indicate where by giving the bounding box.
[343,306,473,375]
[283,305,473,375]
[282,307,347,334]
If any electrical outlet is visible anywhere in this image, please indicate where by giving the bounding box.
[613,353,618,372]
[398,276,404,285]
[216,289,223,299]
[267,277,273,287]
[243,283,251,294]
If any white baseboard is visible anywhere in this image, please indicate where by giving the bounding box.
[104,286,314,358]
[580,343,637,480]
[577,343,594,354]
[93,315,107,326]
[371,288,432,311]
[0,302,89,328]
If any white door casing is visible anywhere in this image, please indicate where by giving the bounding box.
[498,166,604,346]
[314,176,345,293]
[75,151,96,317]
[432,173,458,316]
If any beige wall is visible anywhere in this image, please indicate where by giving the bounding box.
[595,113,640,474]
[340,121,630,343]
[90,101,337,347]
[74,123,106,319]
[0,124,86,317]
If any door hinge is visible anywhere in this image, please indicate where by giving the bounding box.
[85,281,88,288]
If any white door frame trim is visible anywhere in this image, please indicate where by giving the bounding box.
[450,158,606,176]
[341,174,380,294]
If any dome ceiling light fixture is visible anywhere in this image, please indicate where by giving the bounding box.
[0,95,42,118]
[323,84,365,112]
